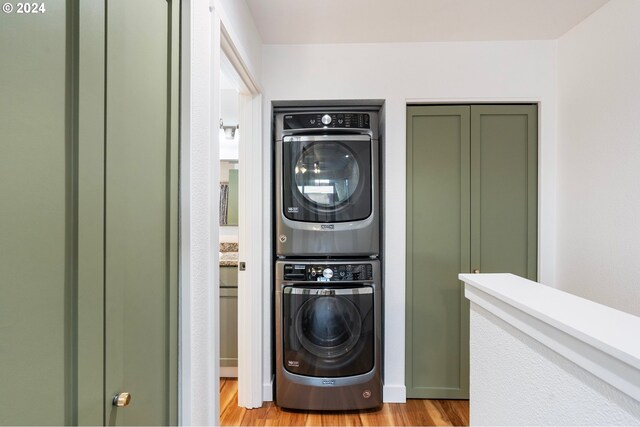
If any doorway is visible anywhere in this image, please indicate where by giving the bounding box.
[217,28,264,410]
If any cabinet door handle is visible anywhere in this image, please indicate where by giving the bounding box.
[113,392,131,407]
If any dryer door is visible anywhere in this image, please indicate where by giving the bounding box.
[282,135,372,223]
[282,286,375,378]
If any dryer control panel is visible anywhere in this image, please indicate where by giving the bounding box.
[283,113,370,129]
[283,263,374,282]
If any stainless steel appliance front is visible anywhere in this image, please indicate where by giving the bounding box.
[275,260,382,410]
[275,112,380,257]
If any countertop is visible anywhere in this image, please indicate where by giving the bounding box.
[220,242,238,267]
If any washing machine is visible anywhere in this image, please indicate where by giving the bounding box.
[274,111,379,257]
[275,259,382,410]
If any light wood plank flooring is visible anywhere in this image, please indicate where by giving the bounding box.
[220,378,469,426]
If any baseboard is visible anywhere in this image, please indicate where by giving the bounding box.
[220,367,238,378]
[263,379,274,401]
[383,384,406,403]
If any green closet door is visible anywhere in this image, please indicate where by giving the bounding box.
[406,104,537,400]
[406,106,471,399]
[104,0,179,425]
[0,1,72,423]
[471,105,538,280]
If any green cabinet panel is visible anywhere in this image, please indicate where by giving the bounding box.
[406,104,537,399]
[220,286,239,368]
[220,265,239,287]
[0,1,74,424]
[220,266,238,369]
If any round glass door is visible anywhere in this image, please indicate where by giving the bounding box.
[293,143,360,209]
[295,296,362,359]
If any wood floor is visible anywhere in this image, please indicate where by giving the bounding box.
[220,378,469,426]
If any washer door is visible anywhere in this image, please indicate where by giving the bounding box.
[282,136,372,223]
[282,286,375,378]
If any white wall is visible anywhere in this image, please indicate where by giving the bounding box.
[557,0,640,316]
[470,303,640,425]
[262,40,558,401]
[217,0,262,87]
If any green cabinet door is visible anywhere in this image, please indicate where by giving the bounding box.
[104,0,179,425]
[0,1,179,425]
[406,104,537,399]
[220,266,239,369]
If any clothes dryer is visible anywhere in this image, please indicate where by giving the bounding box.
[275,111,379,256]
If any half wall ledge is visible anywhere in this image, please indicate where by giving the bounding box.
[460,273,640,426]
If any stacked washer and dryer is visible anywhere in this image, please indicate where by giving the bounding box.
[274,109,382,410]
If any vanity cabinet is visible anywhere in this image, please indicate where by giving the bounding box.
[220,266,238,373]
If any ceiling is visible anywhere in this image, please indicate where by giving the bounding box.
[246,0,609,44]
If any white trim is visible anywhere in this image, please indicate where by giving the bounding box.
[220,26,260,94]
[214,0,262,94]
[179,1,192,423]
[220,367,238,378]
[262,102,273,402]
[179,0,219,425]
[461,273,640,402]
[382,385,407,403]
[237,92,264,408]
[210,10,222,424]
[263,380,274,402]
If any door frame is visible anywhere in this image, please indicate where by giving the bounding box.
[220,25,264,409]
[179,1,264,424]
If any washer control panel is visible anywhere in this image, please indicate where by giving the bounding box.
[283,263,374,282]
[283,113,370,129]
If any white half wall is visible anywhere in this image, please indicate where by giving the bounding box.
[557,0,640,316]
[262,40,559,401]
[470,304,640,425]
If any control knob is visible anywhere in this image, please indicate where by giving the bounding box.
[323,268,333,279]
[321,114,332,125]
